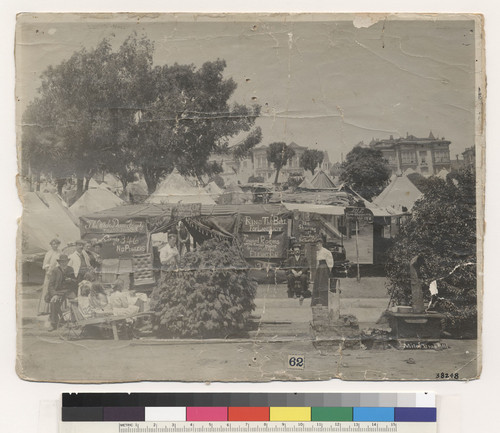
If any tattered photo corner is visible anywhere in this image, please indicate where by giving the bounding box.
[15,12,484,382]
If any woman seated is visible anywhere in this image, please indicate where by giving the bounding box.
[108,279,140,316]
[88,282,113,317]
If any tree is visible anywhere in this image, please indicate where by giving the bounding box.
[137,60,261,192]
[266,142,296,184]
[339,147,391,200]
[300,149,324,175]
[22,34,261,196]
[386,168,477,337]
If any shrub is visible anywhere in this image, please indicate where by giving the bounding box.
[386,168,477,337]
[153,239,257,338]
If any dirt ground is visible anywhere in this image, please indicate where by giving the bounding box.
[17,278,479,383]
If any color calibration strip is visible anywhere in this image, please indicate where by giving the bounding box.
[62,393,436,423]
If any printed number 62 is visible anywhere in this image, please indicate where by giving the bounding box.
[289,356,304,367]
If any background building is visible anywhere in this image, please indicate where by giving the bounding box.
[370,132,451,176]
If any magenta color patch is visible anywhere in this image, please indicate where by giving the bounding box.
[186,407,228,421]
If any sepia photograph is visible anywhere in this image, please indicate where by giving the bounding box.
[15,13,484,382]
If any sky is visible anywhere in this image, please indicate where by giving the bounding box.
[16,14,478,163]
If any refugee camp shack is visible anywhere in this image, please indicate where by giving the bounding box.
[283,201,402,265]
[80,203,294,286]
[20,192,80,283]
[217,182,253,205]
[69,188,124,219]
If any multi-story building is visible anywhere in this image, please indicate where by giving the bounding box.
[462,146,475,168]
[210,143,331,184]
[370,132,451,176]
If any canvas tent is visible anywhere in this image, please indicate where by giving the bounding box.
[298,170,336,190]
[21,192,80,256]
[436,168,450,180]
[373,174,423,212]
[147,171,216,205]
[204,181,223,202]
[70,188,124,219]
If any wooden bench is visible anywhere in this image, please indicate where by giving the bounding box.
[62,300,154,340]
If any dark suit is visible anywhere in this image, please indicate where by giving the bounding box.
[47,265,77,328]
[285,254,309,297]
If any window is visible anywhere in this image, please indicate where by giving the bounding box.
[434,150,450,163]
[401,151,416,164]
[419,151,427,164]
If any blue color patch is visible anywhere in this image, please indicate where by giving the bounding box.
[395,407,436,422]
[353,407,394,422]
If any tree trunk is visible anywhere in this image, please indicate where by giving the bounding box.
[35,172,41,191]
[84,177,90,192]
[143,170,158,195]
[274,167,280,184]
[56,178,66,195]
[76,177,84,199]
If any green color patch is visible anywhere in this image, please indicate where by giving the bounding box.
[311,407,353,421]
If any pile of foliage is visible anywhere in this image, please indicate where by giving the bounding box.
[386,168,477,337]
[339,147,391,200]
[153,239,257,339]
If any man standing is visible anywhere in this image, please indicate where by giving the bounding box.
[311,238,334,307]
[177,221,191,256]
[285,244,309,300]
[68,240,92,283]
[159,233,180,272]
[46,254,77,330]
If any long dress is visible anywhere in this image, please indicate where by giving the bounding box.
[37,249,60,315]
[311,260,331,307]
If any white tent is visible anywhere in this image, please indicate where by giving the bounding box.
[21,192,80,255]
[146,170,216,205]
[70,188,124,219]
[205,181,223,201]
[436,168,450,180]
[373,174,423,212]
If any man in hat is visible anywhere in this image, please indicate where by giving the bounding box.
[159,232,180,272]
[68,240,92,283]
[46,254,77,330]
[285,243,310,300]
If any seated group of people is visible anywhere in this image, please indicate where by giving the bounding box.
[45,251,146,331]
[77,274,142,320]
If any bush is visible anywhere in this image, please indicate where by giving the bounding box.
[386,168,477,337]
[153,239,257,338]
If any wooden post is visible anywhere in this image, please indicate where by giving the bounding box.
[355,219,360,282]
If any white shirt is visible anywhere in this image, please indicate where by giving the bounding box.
[68,250,91,277]
[316,247,334,271]
[159,243,180,268]
[43,249,60,272]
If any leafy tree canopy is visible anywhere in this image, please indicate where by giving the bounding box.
[300,149,324,175]
[22,33,261,196]
[339,146,391,200]
[266,142,296,184]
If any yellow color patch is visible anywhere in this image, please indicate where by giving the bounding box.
[269,407,311,421]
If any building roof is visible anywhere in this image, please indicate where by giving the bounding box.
[371,132,451,149]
